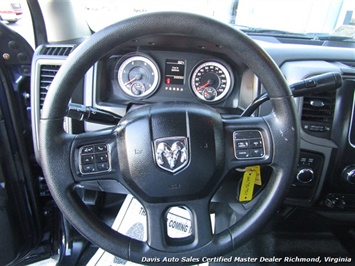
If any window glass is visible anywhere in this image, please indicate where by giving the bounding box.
[0,0,35,48]
[81,0,355,38]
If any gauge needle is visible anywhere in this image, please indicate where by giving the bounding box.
[124,77,137,86]
[197,81,210,91]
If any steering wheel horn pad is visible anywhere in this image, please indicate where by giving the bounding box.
[117,103,224,201]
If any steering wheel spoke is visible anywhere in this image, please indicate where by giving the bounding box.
[143,199,212,253]
[68,128,124,192]
[223,115,274,170]
[187,199,213,247]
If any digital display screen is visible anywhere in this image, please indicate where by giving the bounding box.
[165,59,185,85]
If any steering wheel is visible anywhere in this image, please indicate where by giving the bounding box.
[40,12,299,262]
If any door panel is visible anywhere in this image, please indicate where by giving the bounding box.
[0,22,42,264]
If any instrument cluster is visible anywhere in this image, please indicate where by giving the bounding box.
[113,52,235,103]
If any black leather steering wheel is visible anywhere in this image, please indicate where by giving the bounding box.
[40,12,299,263]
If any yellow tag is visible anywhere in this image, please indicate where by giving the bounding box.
[245,166,262,185]
[239,169,256,202]
[254,165,262,186]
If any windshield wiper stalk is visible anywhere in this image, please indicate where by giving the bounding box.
[241,72,342,117]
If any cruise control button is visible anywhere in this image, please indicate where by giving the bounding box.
[82,164,96,173]
[81,154,94,164]
[250,148,264,158]
[236,140,249,149]
[250,139,263,148]
[95,144,107,152]
[97,162,110,171]
[96,153,108,162]
[236,150,250,159]
[81,145,94,154]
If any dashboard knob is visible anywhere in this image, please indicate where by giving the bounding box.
[342,166,355,185]
[296,168,314,183]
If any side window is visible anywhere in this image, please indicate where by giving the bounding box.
[0,1,35,48]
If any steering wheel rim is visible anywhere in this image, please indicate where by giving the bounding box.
[40,12,299,262]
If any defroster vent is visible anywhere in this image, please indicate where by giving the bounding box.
[301,91,336,138]
[40,46,74,56]
[39,65,60,109]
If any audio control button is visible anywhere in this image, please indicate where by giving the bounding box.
[233,130,265,160]
[79,144,110,175]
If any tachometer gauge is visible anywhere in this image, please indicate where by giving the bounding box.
[191,61,232,102]
[118,55,160,98]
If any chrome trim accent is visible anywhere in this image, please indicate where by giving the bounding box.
[236,69,257,109]
[84,64,95,107]
[296,168,314,184]
[118,55,160,98]
[31,59,65,164]
[348,89,355,148]
[191,61,232,102]
[154,137,189,173]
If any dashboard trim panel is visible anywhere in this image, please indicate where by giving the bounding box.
[31,58,65,163]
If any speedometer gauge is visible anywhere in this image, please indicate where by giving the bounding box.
[118,55,160,98]
[191,61,232,102]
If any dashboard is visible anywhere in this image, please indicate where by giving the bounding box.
[94,48,246,112]
[31,33,355,213]
[113,53,234,103]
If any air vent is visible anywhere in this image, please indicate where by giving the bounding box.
[39,65,60,109]
[40,46,74,56]
[301,91,336,138]
[339,61,355,68]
